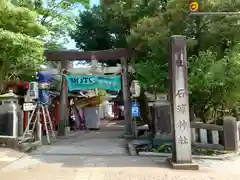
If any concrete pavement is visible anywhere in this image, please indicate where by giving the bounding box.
[0,120,240,180]
[0,154,239,180]
[0,148,25,170]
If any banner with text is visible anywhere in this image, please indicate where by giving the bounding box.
[65,75,121,91]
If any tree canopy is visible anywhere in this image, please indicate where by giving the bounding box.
[12,0,90,49]
[70,0,240,122]
[0,0,46,92]
[1,0,240,123]
[0,0,91,93]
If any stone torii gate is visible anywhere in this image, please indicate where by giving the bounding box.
[45,36,198,170]
[44,48,132,136]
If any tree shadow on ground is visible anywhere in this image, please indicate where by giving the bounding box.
[2,120,172,169]
[25,154,169,168]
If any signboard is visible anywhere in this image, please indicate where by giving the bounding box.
[65,75,121,91]
[23,102,36,111]
[170,36,192,164]
[132,102,140,117]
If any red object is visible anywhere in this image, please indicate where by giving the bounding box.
[79,108,85,130]
[6,81,29,93]
[41,112,46,131]
[81,108,85,129]
[23,111,28,129]
[113,103,119,120]
[11,81,29,89]
[55,102,59,125]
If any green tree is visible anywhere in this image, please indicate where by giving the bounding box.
[0,0,46,92]
[12,0,90,49]
[188,48,240,122]
[71,0,240,123]
[71,6,115,51]
[70,1,165,127]
[127,0,240,121]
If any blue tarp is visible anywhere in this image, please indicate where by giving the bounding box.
[37,71,54,105]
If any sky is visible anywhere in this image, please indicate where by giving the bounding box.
[65,0,100,50]
[90,0,100,6]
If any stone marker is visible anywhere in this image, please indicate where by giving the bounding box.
[167,35,199,170]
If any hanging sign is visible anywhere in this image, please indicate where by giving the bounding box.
[65,75,121,91]
[23,102,36,111]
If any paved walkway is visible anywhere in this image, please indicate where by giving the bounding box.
[0,120,240,180]
[0,148,25,169]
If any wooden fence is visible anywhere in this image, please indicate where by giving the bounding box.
[191,116,240,151]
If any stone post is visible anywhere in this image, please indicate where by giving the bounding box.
[36,122,42,144]
[167,35,198,170]
[223,116,238,151]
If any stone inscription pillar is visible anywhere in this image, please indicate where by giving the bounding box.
[168,35,198,170]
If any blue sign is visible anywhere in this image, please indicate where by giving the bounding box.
[132,102,140,117]
[65,75,121,91]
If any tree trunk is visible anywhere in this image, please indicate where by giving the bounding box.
[232,106,239,121]
[137,90,152,130]
[194,107,207,123]
[189,105,195,122]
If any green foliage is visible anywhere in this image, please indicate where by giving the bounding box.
[129,0,240,120]
[0,2,46,36]
[133,61,167,92]
[71,6,115,51]
[71,0,240,121]
[0,0,45,92]
[0,28,44,79]
[188,43,240,120]
[0,0,91,94]
[151,143,227,155]
[70,6,119,66]
[12,0,90,48]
